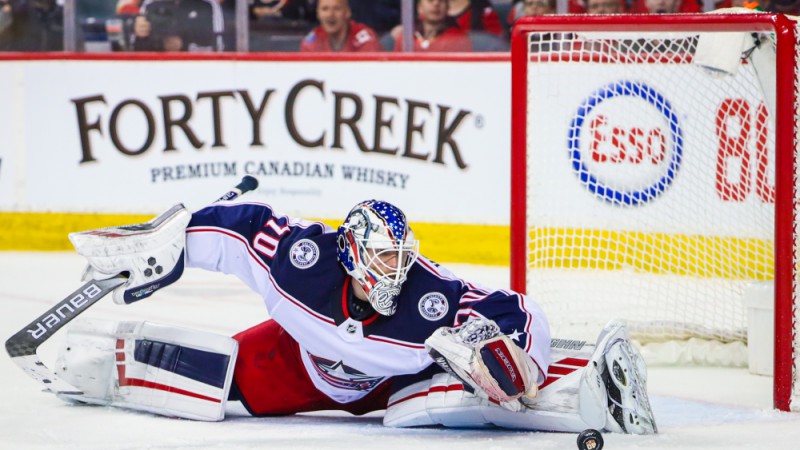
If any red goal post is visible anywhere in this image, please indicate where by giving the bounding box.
[510,13,798,411]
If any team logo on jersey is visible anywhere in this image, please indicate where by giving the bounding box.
[308,353,384,391]
[418,292,448,321]
[290,239,319,269]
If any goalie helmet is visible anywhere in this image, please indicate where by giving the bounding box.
[337,200,419,316]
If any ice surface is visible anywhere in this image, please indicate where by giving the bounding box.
[2,252,799,449]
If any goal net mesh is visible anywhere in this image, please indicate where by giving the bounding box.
[523,28,779,347]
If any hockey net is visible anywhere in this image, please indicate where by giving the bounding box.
[510,13,799,411]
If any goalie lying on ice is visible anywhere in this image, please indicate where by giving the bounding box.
[56,198,656,434]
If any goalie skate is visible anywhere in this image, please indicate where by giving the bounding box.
[594,322,657,434]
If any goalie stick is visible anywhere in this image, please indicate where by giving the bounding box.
[4,175,260,395]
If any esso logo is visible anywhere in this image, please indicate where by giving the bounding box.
[568,81,683,206]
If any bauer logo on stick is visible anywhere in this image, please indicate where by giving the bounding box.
[27,283,103,340]
[568,80,684,207]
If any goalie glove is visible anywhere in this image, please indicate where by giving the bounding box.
[425,318,539,410]
[68,204,191,305]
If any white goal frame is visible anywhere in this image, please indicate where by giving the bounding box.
[510,13,798,411]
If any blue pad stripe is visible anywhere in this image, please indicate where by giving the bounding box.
[134,339,230,389]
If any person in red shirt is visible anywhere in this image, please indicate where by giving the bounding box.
[585,0,626,13]
[630,0,701,12]
[116,0,143,15]
[394,0,472,52]
[448,0,503,38]
[300,0,382,52]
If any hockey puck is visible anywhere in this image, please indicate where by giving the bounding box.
[577,429,604,450]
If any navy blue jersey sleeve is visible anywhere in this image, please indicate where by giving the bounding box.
[455,288,529,351]
[184,202,331,297]
[413,257,551,379]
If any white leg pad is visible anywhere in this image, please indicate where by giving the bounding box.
[385,321,656,434]
[383,377,435,427]
[384,373,492,428]
[385,372,593,431]
[55,318,238,421]
[426,375,491,428]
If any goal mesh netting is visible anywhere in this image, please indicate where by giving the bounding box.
[510,14,798,411]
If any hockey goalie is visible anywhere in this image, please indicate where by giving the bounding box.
[52,197,656,434]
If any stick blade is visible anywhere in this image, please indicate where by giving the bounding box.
[8,354,83,395]
[5,276,124,394]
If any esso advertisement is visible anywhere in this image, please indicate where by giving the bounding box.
[567,81,682,206]
[527,64,775,236]
[714,98,774,204]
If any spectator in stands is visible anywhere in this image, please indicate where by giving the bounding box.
[216,0,236,51]
[117,0,143,15]
[250,0,313,20]
[0,1,10,33]
[766,0,800,14]
[348,0,400,35]
[394,0,471,52]
[522,0,556,14]
[642,0,679,11]
[0,0,63,51]
[448,0,503,38]
[630,0,700,12]
[251,0,287,19]
[585,0,624,12]
[300,0,381,51]
[130,14,162,50]
[507,0,555,31]
[162,30,184,50]
[140,0,225,51]
[128,13,185,51]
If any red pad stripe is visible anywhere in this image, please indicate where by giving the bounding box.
[548,365,579,376]
[386,384,465,408]
[119,377,222,404]
[85,231,126,237]
[115,339,125,361]
[387,391,428,408]
[538,375,561,390]
[554,357,590,367]
[429,384,466,394]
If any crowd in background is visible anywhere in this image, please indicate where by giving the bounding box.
[0,0,795,52]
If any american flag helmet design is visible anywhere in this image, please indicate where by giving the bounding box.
[337,200,419,316]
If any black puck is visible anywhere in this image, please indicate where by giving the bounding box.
[577,429,604,450]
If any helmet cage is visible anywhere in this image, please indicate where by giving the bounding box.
[337,201,419,316]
